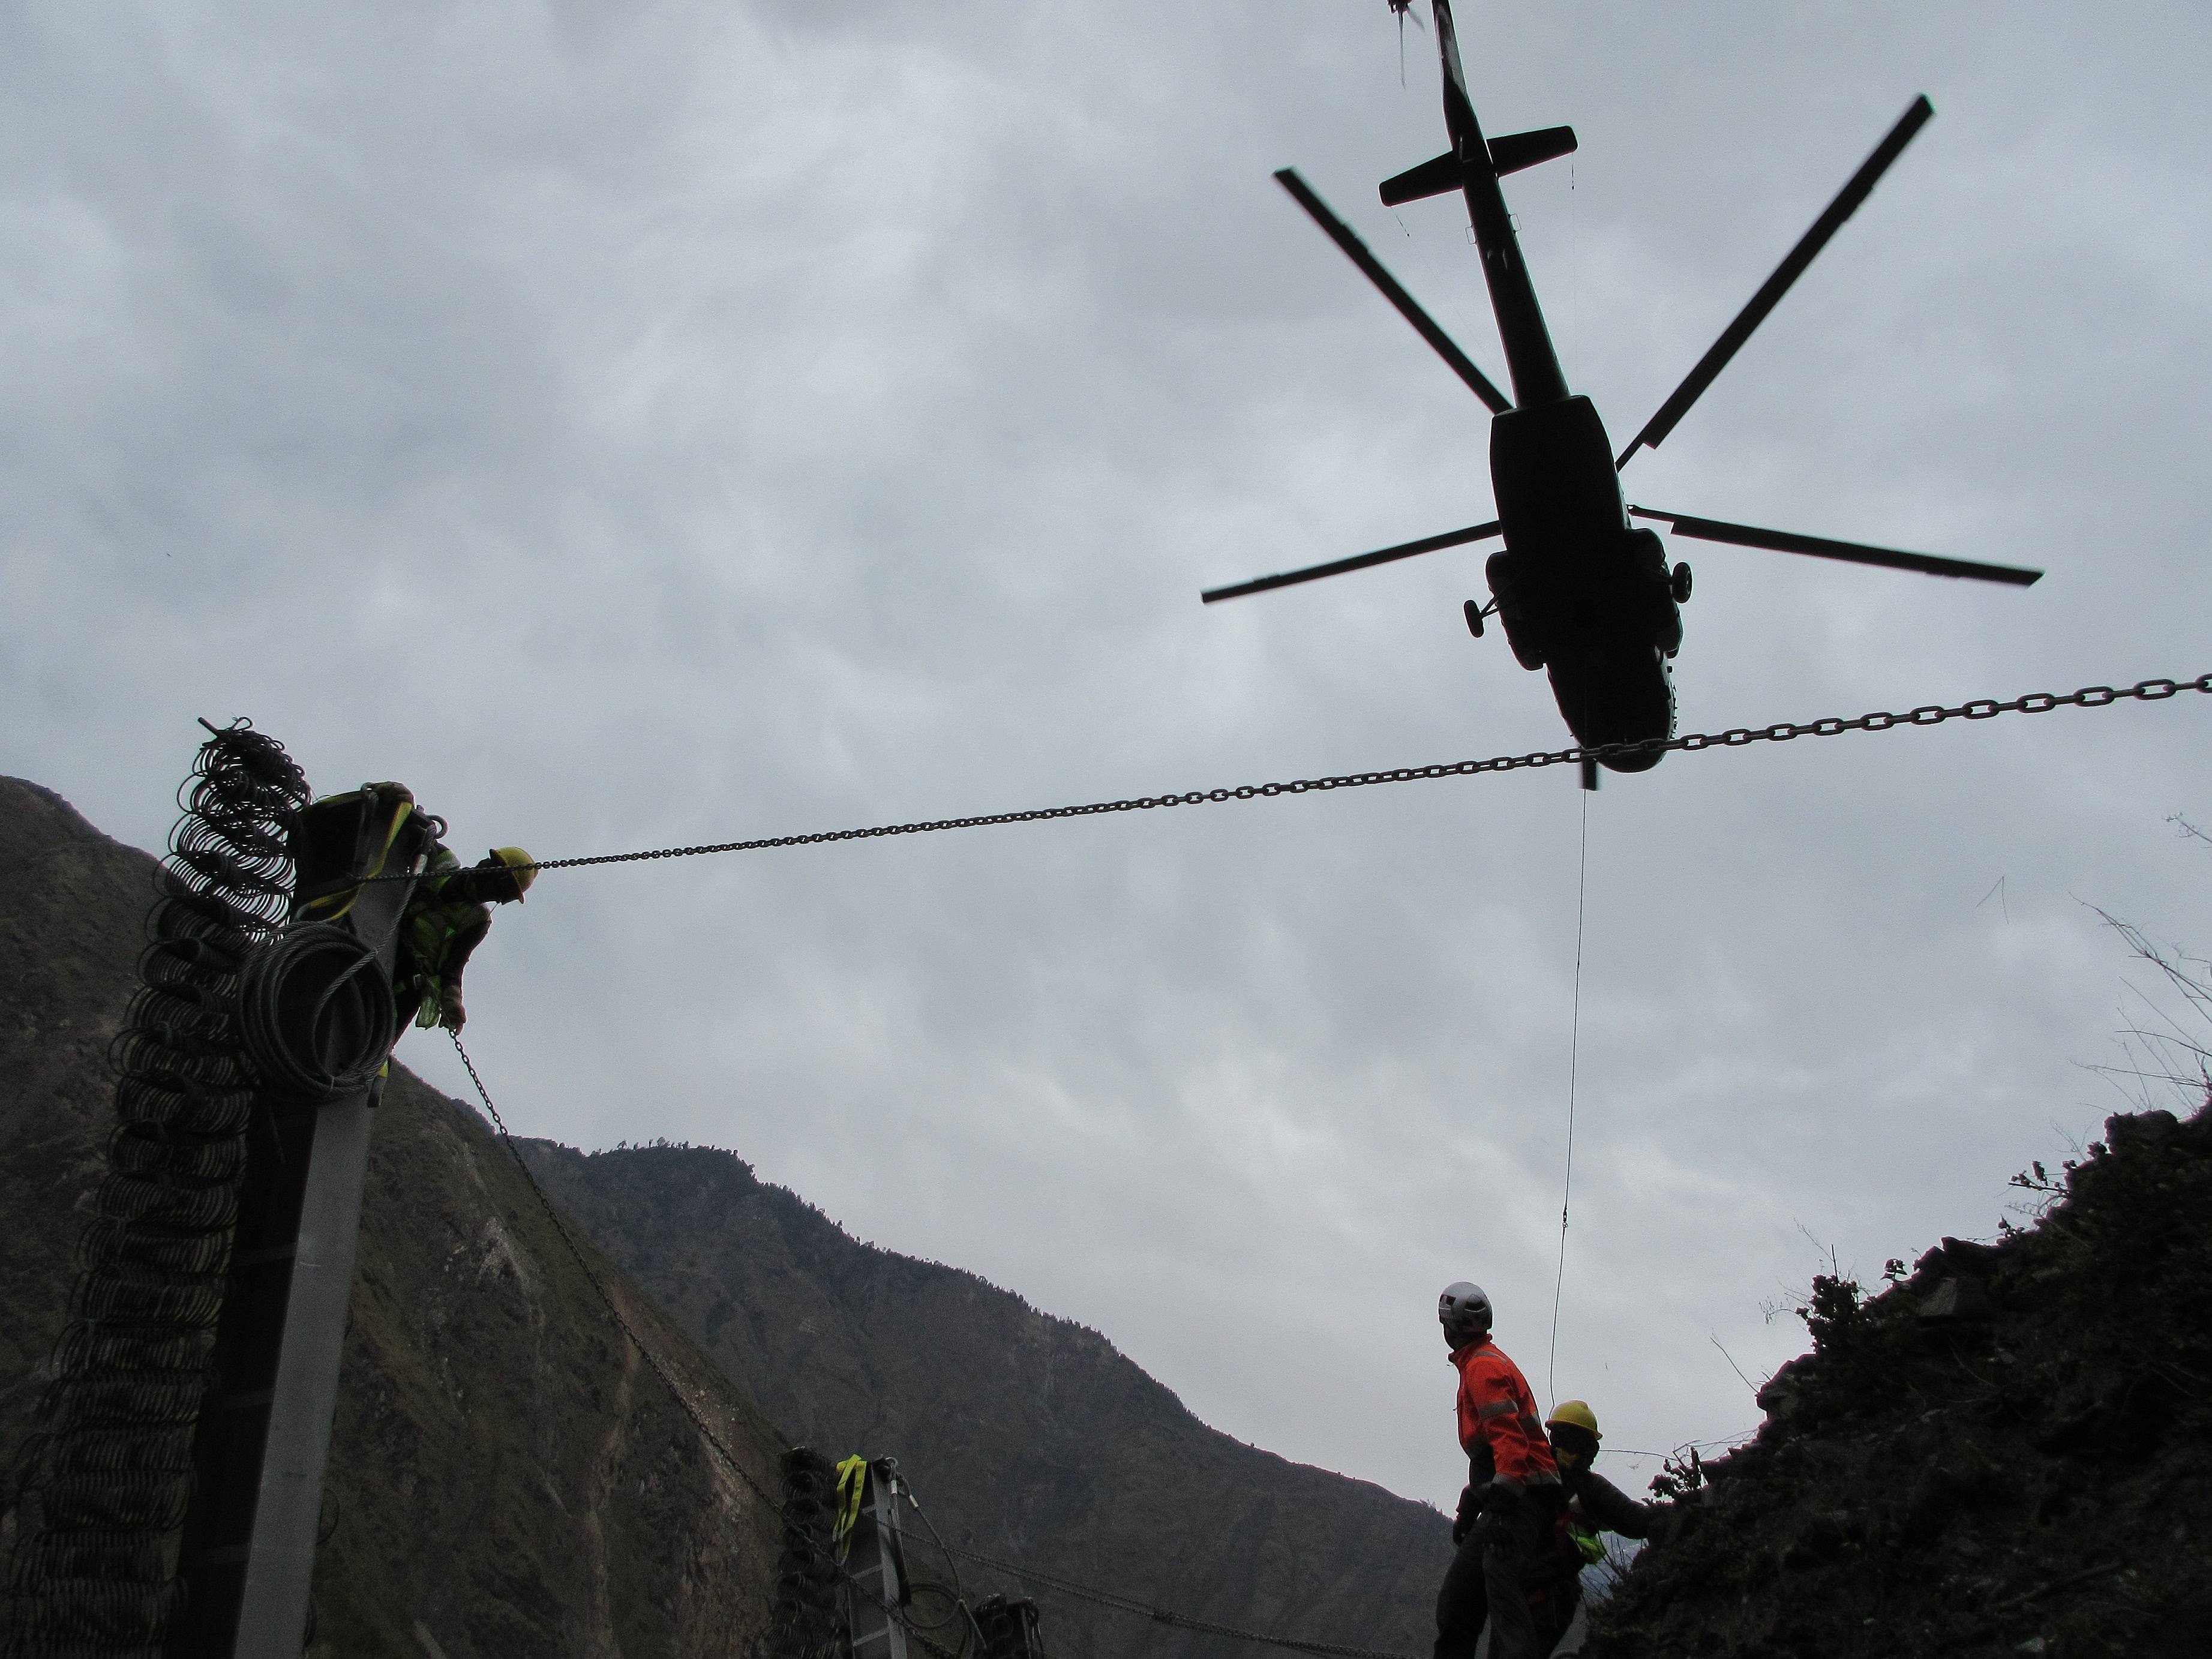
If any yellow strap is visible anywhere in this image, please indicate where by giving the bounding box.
[832,1456,871,1561]
[303,795,416,922]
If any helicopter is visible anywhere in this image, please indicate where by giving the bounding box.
[1203,0,2042,785]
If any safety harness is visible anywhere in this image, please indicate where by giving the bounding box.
[832,1455,871,1562]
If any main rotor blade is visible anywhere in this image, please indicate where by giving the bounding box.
[1273,169,1512,415]
[1615,95,1935,470]
[1629,507,2042,586]
[1201,520,1503,604]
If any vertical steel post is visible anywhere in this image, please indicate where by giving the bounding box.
[841,1463,911,1659]
[167,806,425,1658]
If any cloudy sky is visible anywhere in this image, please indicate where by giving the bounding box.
[6,1,2210,1514]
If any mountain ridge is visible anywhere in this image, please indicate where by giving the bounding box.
[518,1135,1450,1659]
[1586,1098,2212,1658]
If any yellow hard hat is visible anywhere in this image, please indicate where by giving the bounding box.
[489,847,538,900]
[1546,1400,1601,1439]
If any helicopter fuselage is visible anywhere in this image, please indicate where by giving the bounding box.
[1434,0,1680,767]
[1485,400,1679,766]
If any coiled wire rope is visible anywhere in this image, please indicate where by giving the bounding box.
[235,923,396,1101]
[5,720,309,1659]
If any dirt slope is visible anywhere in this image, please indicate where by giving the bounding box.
[1587,1100,2212,1659]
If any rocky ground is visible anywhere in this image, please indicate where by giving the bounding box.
[1586,1100,2212,1659]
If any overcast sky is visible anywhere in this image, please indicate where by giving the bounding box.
[6,1,2210,1516]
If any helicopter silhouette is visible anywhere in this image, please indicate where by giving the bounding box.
[1203,0,2042,785]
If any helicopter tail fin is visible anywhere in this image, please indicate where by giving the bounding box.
[1378,126,1577,208]
[1490,126,1577,176]
[1379,152,1464,206]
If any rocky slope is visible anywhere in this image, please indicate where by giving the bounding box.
[0,777,785,1658]
[1587,1100,2212,1659]
[520,1139,1451,1659]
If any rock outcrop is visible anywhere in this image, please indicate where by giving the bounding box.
[1589,1101,2212,1659]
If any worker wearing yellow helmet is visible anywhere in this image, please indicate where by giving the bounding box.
[1523,1400,1655,1653]
[398,840,536,1032]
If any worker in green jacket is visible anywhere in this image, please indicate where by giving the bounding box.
[292,783,533,1035]
[1526,1400,1653,1653]
[398,842,536,1031]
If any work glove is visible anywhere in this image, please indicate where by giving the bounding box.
[1452,1485,1482,1545]
[439,985,467,1032]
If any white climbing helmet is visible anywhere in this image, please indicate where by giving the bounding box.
[1439,1282,1493,1342]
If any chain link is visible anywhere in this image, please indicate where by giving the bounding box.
[371,674,2210,883]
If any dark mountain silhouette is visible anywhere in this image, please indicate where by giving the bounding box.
[519,1139,1451,1659]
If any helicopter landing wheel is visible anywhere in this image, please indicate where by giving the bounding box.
[1463,598,1487,638]
[1671,562,1693,604]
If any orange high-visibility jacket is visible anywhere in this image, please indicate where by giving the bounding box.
[1450,1336,1561,1492]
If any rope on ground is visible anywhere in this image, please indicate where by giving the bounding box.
[1547,785,1590,1409]
[357,674,2212,883]
[932,1540,1418,1659]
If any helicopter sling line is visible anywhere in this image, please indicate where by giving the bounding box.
[447,1030,1427,1659]
[360,673,2210,886]
[1547,784,1590,1409]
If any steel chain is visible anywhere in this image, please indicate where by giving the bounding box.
[368,674,2209,883]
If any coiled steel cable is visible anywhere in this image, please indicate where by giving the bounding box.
[235,924,396,1102]
[770,1450,848,1659]
[5,721,308,1659]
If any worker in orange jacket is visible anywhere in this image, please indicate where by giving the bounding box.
[1431,1282,1561,1659]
